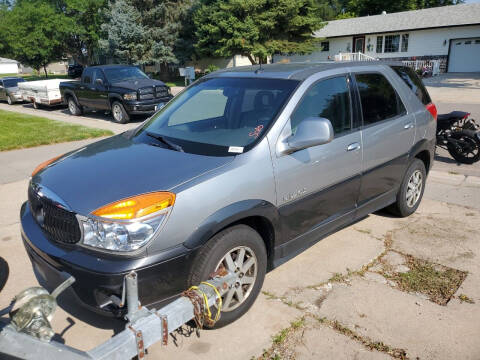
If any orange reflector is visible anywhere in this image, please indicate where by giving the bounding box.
[31,154,64,177]
[92,192,175,220]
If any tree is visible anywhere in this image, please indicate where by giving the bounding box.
[1,1,77,77]
[193,0,325,64]
[98,0,146,64]
[99,0,195,65]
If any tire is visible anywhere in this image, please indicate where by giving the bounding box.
[67,97,83,116]
[33,101,40,109]
[447,130,480,164]
[111,101,130,124]
[7,95,13,105]
[188,224,267,328]
[0,256,9,293]
[389,158,426,217]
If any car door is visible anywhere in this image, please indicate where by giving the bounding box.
[89,69,109,110]
[271,74,362,255]
[352,69,415,212]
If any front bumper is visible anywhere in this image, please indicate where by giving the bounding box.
[124,96,173,115]
[20,202,195,316]
[10,93,23,102]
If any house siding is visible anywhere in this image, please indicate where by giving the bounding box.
[273,24,480,66]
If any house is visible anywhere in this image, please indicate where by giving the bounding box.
[273,3,480,73]
[0,57,19,74]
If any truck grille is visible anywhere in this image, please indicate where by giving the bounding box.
[28,186,81,245]
[138,86,169,100]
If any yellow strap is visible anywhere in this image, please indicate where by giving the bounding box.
[200,281,223,321]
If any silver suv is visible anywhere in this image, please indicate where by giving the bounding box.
[22,62,436,327]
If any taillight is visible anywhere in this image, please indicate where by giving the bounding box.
[463,112,471,120]
[426,103,437,121]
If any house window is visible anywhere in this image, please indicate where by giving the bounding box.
[465,40,472,45]
[384,35,400,53]
[376,36,383,53]
[401,34,409,52]
[321,41,330,52]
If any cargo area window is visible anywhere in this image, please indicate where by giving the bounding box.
[391,66,431,105]
[291,76,352,136]
[355,73,406,125]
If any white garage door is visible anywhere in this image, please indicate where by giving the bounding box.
[448,38,480,73]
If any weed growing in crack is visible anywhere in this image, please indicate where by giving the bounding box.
[458,294,475,304]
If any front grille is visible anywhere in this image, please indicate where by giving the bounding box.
[139,86,169,99]
[155,87,168,98]
[28,186,81,244]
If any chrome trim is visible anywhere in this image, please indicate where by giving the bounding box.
[30,182,73,211]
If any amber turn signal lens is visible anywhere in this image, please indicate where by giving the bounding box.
[31,154,64,177]
[92,192,175,220]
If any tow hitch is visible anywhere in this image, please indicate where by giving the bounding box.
[0,268,235,359]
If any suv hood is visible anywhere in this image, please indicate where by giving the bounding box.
[110,78,167,91]
[33,134,234,215]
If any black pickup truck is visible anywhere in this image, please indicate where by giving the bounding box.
[60,65,173,123]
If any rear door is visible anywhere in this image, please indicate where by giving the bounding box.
[271,73,362,253]
[77,68,93,107]
[353,69,415,209]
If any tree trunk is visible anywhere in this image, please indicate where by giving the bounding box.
[246,54,257,65]
[43,65,48,78]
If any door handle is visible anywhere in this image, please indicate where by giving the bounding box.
[347,142,361,152]
[404,122,414,129]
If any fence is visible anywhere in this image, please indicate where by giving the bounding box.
[402,60,441,76]
[334,52,379,62]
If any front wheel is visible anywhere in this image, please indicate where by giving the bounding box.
[188,224,267,328]
[111,101,130,124]
[7,95,13,105]
[447,130,480,164]
[389,159,426,217]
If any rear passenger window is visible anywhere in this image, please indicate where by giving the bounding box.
[83,69,92,84]
[355,73,406,125]
[391,66,431,105]
[291,76,352,136]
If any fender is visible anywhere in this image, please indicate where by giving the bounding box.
[183,199,282,250]
[63,89,80,105]
[408,138,435,171]
[108,93,124,109]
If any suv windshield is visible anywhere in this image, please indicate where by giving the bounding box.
[3,78,24,87]
[104,67,149,83]
[135,77,299,156]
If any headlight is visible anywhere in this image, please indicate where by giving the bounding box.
[123,92,137,100]
[81,192,175,252]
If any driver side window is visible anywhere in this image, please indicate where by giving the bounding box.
[291,76,352,136]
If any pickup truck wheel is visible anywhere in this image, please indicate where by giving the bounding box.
[7,95,13,105]
[67,97,82,116]
[188,224,267,329]
[111,101,130,124]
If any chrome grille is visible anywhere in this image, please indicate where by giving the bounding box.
[28,185,81,244]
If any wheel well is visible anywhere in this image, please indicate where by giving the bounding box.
[415,150,431,173]
[220,216,275,271]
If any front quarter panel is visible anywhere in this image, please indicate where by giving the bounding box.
[146,138,277,254]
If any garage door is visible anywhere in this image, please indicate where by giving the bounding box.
[448,38,480,73]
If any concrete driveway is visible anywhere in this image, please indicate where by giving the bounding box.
[0,76,479,359]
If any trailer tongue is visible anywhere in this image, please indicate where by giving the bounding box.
[0,268,235,360]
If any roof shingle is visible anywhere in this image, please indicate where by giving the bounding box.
[315,3,480,38]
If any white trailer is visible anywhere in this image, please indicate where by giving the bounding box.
[18,79,73,108]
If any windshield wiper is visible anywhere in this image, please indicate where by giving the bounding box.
[146,132,184,152]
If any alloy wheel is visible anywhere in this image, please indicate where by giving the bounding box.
[7,96,12,105]
[215,246,257,312]
[406,169,423,208]
[113,104,123,122]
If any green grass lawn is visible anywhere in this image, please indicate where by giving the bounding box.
[0,110,113,151]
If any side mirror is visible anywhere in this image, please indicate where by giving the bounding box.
[282,117,334,154]
[95,78,103,86]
